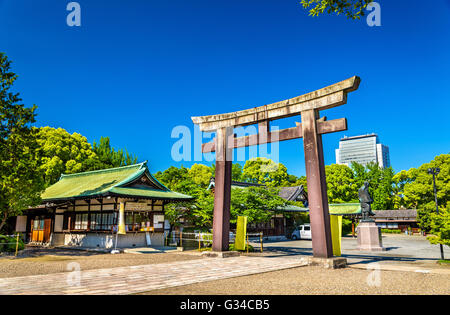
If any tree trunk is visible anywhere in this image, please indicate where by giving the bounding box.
[0,212,8,233]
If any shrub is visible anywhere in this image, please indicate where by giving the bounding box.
[229,243,254,252]
[381,229,401,234]
[342,218,353,236]
[0,234,25,253]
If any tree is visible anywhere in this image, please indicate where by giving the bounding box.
[325,164,357,203]
[300,0,373,19]
[398,154,450,232]
[35,127,103,186]
[188,164,213,187]
[427,206,450,248]
[350,162,395,210]
[0,53,44,231]
[242,157,288,187]
[210,163,243,181]
[231,163,243,181]
[230,187,287,224]
[93,136,138,168]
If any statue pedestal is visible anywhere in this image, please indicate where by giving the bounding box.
[357,221,385,251]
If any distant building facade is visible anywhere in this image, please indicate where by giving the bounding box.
[335,133,390,168]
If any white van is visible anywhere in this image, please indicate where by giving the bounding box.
[291,224,312,240]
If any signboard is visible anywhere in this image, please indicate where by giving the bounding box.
[126,202,151,211]
[154,215,164,223]
[234,216,248,251]
[330,215,342,256]
[118,203,126,235]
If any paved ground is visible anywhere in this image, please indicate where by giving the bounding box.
[0,235,448,295]
[0,256,306,295]
[0,247,201,278]
[252,234,450,270]
[144,265,450,295]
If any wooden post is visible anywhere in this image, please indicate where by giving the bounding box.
[302,109,333,258]
[246,233,249,253]
[15,233,19,257]
[180,230,183,248]
[212,127,233,252]
[260,232,263,253]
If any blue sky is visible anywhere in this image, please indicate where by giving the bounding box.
[1,0,449,176]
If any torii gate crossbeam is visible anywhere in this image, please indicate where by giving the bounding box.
[192,76,360,258]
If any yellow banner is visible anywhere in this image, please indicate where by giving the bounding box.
[330,215,342,256]
[118,202,126,235]
[234,216,247,251]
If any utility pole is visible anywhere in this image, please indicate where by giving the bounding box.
[428,167,444,260]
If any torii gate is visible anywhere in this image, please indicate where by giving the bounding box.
[192,76,360,258]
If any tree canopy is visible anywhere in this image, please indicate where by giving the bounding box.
[0,53,44,231]
[300,0,374,19]
[34,128,139,186]
[242,157,288,187]
[36,127,102,185]
[93,136,138,169]
[394,154,450,232]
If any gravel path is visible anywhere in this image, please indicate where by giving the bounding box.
[0,248,201,278]
[142,265,450,295]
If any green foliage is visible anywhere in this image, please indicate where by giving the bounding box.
[342,218,353,236]
[156,163,288,229]
[93,136,138,169]
[394,154,450,233]
[242,157,288,187]
[188,163,213,186]
[230,187,287,224]
[155,164,215,228]
[35,127,102,185]
[427,207,450,247]
[35,128,139,186]
[381,229,402,234]
[229,243,254,252]
[350,162,395,210]
[325,164,357,203]
[0,234,24,252]
[300,0,373,19]
[399,154,449,210]
[231,163,243,181]
[0,53,45,232]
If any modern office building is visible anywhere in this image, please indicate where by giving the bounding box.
[335,134,390,168]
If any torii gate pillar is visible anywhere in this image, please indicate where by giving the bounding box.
[302,109,333,258]
[212,127,233,252]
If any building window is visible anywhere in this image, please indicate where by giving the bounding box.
[74,213,88,230]
[101,212,115,231]
[124,212,153,231]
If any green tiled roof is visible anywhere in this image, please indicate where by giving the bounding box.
[275,203,361,216]
[328,203,361,216]
[275,205,308,212]
[41,162,192,202]
[109,187,192,200]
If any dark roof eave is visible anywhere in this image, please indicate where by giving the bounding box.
[107,192,194,202]
[42,191,194,203]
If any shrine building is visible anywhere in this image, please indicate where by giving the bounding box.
[13,162,192,248]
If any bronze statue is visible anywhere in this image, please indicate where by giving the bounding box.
[358,181,375,221]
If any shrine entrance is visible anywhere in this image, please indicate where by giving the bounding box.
[192,76,360,258]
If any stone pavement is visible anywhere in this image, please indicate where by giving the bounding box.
[0,256,307,295]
